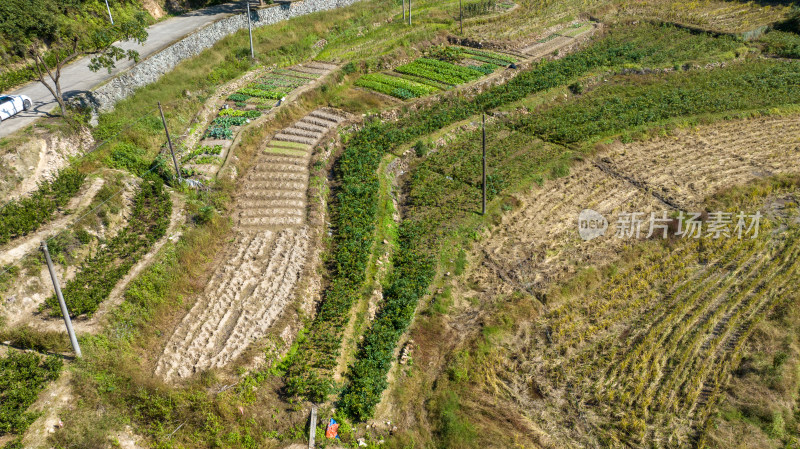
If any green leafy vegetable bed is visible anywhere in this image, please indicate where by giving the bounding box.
[355,73,439,98]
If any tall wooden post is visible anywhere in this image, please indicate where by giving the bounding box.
[247,1,255,60]
[408,0,411,25]
[41,242,81,358]
[402,0,406,21]
[482,113,487,216]
[158,102,182,183]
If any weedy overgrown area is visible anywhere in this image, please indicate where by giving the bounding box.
[1,0,800,448]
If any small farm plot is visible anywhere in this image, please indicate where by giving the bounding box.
[188,61,337,179]
[355,47,518,99]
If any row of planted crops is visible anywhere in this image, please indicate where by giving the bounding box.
[354,46,518,99]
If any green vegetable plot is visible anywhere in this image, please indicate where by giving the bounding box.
[355,46,517,99]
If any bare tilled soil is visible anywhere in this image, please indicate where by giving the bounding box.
[518,23,598,58]
[155,109,346,381]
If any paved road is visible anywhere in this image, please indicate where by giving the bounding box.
[0,1,248,139]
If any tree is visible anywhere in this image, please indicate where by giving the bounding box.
[27,13,149,118]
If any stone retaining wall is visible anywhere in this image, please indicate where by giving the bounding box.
[88,0,363,111]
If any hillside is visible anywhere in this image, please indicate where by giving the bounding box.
[1,0,800,448]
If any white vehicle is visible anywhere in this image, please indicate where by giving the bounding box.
[0,94,32,121]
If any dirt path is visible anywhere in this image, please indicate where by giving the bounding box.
[155,109,347,381]
[0,177,105,267]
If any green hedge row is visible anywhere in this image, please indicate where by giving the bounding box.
[0,168,85,244]
[338,223,434,421]
[42,176,172,317]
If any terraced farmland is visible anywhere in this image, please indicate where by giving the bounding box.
[155,109,346,380]
[185,61,338,181]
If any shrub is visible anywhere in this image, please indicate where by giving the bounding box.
[414,140,427,157]
[760,30,800,58]
[106,142,150,175]
[342,61,357,74]
[0,350,62,436]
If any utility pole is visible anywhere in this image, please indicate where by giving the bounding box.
[41,242,81,358]
[482,113,487,216]
[247,1,255,60]
[460,0,463,34]
[104,0,114,24]
[158,102,182,184]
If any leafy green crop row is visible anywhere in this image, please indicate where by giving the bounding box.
[339,223,434,421]
[0,168,85,245]
[205,125,233,140]
[395,58,484,85]
[355,73,439,98]
[457,47,517,64]
[218,109,261,118]
[182,144,223,163]
[213,116,249,127]
[42,176,172,317]
[237,87,284,100]
[0,350,62,437]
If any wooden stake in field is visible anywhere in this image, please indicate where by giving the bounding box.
[408,0,411,25]
[402,0,406,22]
[41,241,81,358]
[482,113,487,215]
[158,101,182,183]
